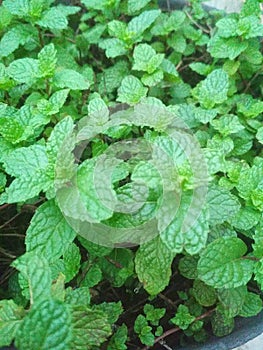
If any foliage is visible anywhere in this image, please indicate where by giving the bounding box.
[0,0,262,349]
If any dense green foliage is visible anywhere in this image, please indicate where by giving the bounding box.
[0,0,263,349]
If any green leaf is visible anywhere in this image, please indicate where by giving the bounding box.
[192,69,229,109]
[117,75,148,104]
[37,7,68,30]
[207,185,241,225]
[217,286,247,318]
[211,309,234,337]
[211,114,244,136]
[256,127,263,144]
[134,314,154,346]
[7,58,39,84]
[208,36,248,60]
[2,144,51,203]
[99,38,127,58]
[198,237,254,289]
[128,0,151,14]
[171,305,195,330]
[141,70,164,87]
[15,299,72,350]
[189,62,212,76]
[0,300,25,347]
[0,25,33,58]
[128,10,161,39]
[88,97,109,126]
[107,324,128,350]
[133,44,164,74]
[98,61,129,94]
[81,264,102,288]
[135,236,174,295]
[12,252,52,304]
[98,249,134,287]
[65,287,91,306]
[93,301,123,324]
[71,305,112,349]
[216,17,238,38]
[144,304,165,325]
[63,243,81,283]
[178,255,199,280]
[193,280,217,307]
[228,207,260,231]
[239,292,263,317]
[38,43,57,78]
[26,200,76,263]
[54,69,90,90]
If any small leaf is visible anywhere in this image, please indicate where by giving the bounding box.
[128,0,151,14]
[38,43,57,78]
[170,305,195,330]
[198,237,254,289]
[15,299,72,350]
[217,286,247,318]
[128,10,161,39]
[193,279,217,307]
[117,75,148,104]
[211,309,234,337]
[133,44,164,74]
[63,243,81,283]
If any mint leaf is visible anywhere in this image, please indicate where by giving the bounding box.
[211,309,234,337]
[192,69,229,109]
[117,75,148,104]
[107,324,128,350]
[211,114,244,136]
[71,306,112,349]
[178,255,199,280]
[12,252,52,304]
[128,10,161,39]
[193,280,217,307]
[37,7,68,30]
[26,200,76,263]
[128,0,151,14]
[2,144,50,203]
[7,58,39,84]
[133,44,164,74]
[171,305,195,330]
[198,237,254,289]
[207,185,241,225]
[54,69,90,90]
[208,36,248,60]
[239,292,263,317]
[217,286,247,318]
[99,38,127,58]
[135,236,174,295]
[15,299,72,350]
[63,243,81,283]
[38,43,57,78]
[0,300,25,347]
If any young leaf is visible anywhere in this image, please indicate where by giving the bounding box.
[117,75,148,104]
[128,10,161,39]
[107,324,128,350]
[38,43,57,78]
[170,305,195,330]
[192,280,217,307]
[128,0,151,14]
[63,243,81,283]
[135,236,174,295]
[197,237,254,289]
[15,299,72,350]
[133,44,164,74]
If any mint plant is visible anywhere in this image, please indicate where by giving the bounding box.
[0,0,263,349]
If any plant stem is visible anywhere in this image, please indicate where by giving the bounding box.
[142,308,215,350]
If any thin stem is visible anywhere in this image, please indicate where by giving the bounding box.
[142,308,215,350]
[184,10,210,34]
[0,213,21,230]
[0,203,10,211]
[37,26,44,47]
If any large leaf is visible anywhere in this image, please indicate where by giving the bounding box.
[7,58,39,84]
[15,299,72,350]
[135,236,175,295]
[26,200,76,263]
[197,237,254,289]
[53,69,90,90]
